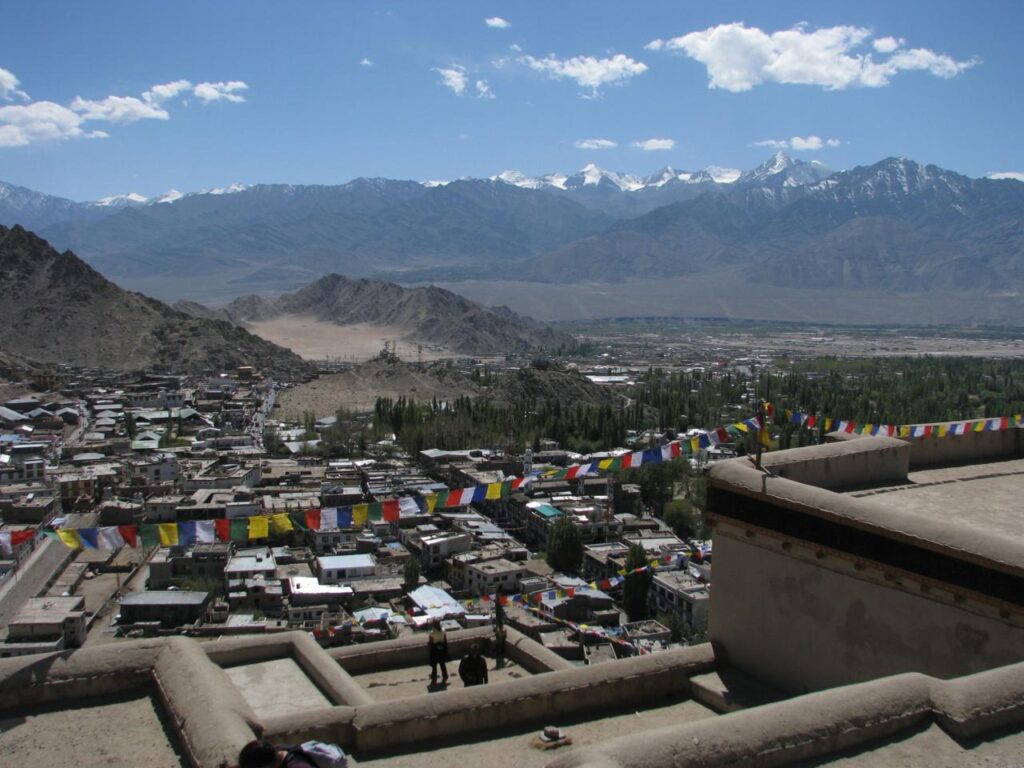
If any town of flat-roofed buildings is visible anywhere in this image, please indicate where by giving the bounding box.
[0,367,709,663]
[0,342,1021,768]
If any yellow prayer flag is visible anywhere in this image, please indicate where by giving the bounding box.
[937,425,948,437]
[824,418,833,432]
[485,482,502,500]
[158,522,179,546]
[973,421,985,432]
[690,436,700,452]
[863,423,873,435]
[248,515,269,540]
[599,458,614,470]
[758,429,771,448]
[734,422,749,433]
[57,529,82,549]
[352,504,368,527]
[425,495,437,513]
[272,513,294,533]
[899,426,911,438]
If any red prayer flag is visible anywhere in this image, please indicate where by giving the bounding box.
[305,509,322,530]
[382,500,400,523]
[10,530,34,547]
[215,519,231,541]
[117,525,138,547]
[807,415,817,428]
[844,422,856,433]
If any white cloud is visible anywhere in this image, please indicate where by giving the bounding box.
[509,43,522,52]
[0,67,29,101]
[987,172,1024,182]
[0,101,92,147]
[193,81,248,103]
[360,58,373,67]
[574,138,617,150]
[433,66,468,95]
[754,135,841,151]
[873,36,905,54]
[0,74,247,148]
[632,137,675,151]
[485,17,510,29]
[143,80,193,105]
[519,53,648,95]
[476,80,495,99]
[648,22,976,91]
[71,94,169,123]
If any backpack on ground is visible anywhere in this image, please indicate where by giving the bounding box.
[287,740,348,768]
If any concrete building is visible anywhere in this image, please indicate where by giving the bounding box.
[224,548,277,585]
[465,557,528,596]
[317,553,376,584]
[649,569,710,630]
[119,590,211,628]
[183,459,261,491]
[1,596,86,657]
[402,526,472,571]
[707,431,1024,694]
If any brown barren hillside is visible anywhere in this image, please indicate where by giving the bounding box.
[208,273,576,356]
[0,225,312,377]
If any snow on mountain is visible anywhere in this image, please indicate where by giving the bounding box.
[738,152,833,188]
[421,180,451,188]
[203,183,250,196]
[493,170,545,189]
[493,163,749,193]
[644,166,693,188]
[575,163,645,191]
[153,189,184,204]
[94,192,149,208]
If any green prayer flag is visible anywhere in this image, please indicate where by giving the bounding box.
[139,524,160,548]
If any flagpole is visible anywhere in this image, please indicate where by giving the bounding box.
[755,402,765,471]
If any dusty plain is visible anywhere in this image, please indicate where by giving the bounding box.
[243,318,458,363]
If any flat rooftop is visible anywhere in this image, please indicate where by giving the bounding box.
[844,455,1024,543]
[352,658,532,702]
[351,693,715,768]
[224,659,331,719]
[0,691,185,768]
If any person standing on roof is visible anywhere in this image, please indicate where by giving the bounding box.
[459,643,489,687]
[428,618,449,685]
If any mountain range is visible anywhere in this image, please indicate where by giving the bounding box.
[1,153,1022,315]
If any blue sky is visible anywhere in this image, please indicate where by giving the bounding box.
[1,0,1020,200]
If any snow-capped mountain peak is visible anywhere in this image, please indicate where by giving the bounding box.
[153,189,184,204]
[203,182,250,196]
[577,164,645,191]
[93,192,149,208]
[493,170,544,189]
[644,166,694,188]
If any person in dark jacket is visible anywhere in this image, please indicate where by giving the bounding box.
[428,618,449,684]
[237,740,315,768]
[459,643,489,686]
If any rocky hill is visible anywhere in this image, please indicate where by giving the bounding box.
[206,273,576,355]
[0,225,313,376]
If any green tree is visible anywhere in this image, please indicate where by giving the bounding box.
[662,499,707,541]
[545,515,583,574]
[657,611,686,643]
[622,543,653,622]
[403,556,421,591]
